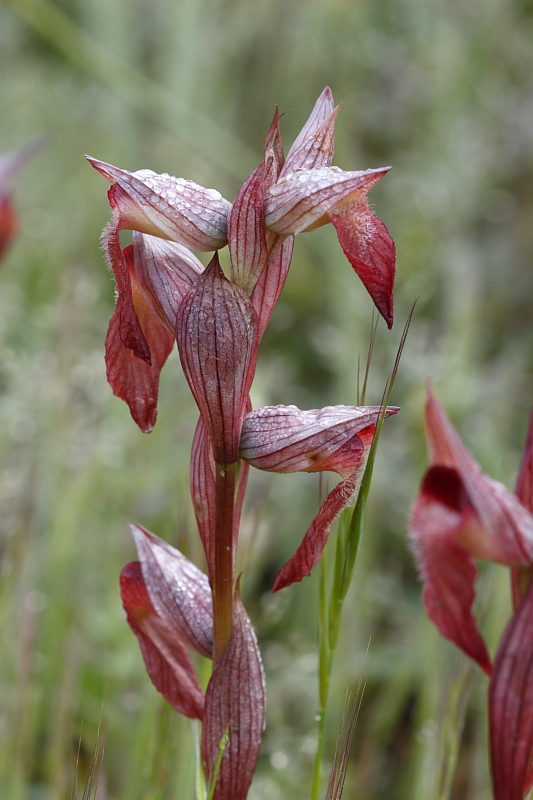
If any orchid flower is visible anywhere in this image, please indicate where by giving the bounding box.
[240,404,399,590]
[265,90,396,329]
[120,525,264,800]
[409,388,533,799]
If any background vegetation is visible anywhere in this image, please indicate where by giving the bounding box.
[1,0,533,797]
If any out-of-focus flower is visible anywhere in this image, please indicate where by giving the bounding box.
[0,137,45,261]
[241,404,399,590]
[409,388,533,799]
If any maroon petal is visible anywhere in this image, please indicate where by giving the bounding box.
[177,255,259,464]
[265,166,389,236]
[86,156,231,251]
[102,218,151,363]
[273,473,357,591]
[227,163,270,294]
[201,590,265,800]
[120,561,205,719]
[132,231,203,332]
[409,465,492,674]
[105,245,174,432]
[329,198,395,328]
[489,577,533,799]
[131,524,213,658]
[281,87,338,177]
[425,390,533,566]
[250,236,294,339]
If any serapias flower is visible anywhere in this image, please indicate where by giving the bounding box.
[265,89,396,329]
[85,155,230,432]
[409,388,533,800]
[240,403,399,590]
[120,524,265,800]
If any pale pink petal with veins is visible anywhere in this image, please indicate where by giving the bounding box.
[265,166,390,236]
[86,156,231,250]
[281,86,338,177]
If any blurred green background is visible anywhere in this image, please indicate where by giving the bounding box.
[1,0,533,798]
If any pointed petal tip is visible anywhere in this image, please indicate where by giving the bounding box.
[385,405,401,416]
[129,522,152,546]
[85,155,125,183]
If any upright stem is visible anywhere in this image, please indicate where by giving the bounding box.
[212,460,237,662]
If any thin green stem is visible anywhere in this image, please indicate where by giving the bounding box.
[212,461,237,662]
[311,549,331,800]
[311,305,415,799]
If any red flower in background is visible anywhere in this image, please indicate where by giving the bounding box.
[0,138,45,261]
[409,388,533,800]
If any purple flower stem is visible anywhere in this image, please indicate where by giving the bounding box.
[213,460,237,662]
